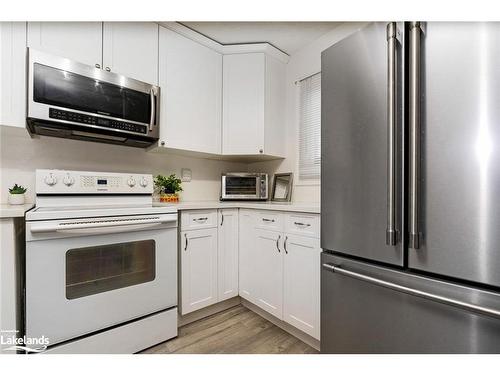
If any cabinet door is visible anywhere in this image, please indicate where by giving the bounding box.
[217,209,238,301]
[180,228,218,314]
[1,22,26,128]
[254,228,283,319]
[103,22,158,85]
[239,209,257,303]
[158,27,222,154]
[222,53,265,155]
[27,22,102,67]
[283,234,321,339]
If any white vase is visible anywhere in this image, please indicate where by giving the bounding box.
[8,193,25,205]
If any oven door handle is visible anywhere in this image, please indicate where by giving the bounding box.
[30,217,176,234]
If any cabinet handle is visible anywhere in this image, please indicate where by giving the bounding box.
[284,236,288,254]
[95,63,101,69]
[276,235,281,253]
[294,222,311,227]
[105,67,111,72]
[221,214,224,226]
[262,218,275,223]
[184,233,188,251]
[193,217,208,222]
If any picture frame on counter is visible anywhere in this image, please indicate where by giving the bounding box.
[271,173,293,202]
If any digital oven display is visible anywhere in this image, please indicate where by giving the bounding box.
[97,179,107,185]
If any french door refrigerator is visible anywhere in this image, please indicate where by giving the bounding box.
[321,22,500,353]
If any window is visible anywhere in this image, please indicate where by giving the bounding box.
[298,73,321,181]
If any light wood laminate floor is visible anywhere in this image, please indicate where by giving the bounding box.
[141,305,318,354]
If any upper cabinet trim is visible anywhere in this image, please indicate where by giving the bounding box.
[158,22,290,64]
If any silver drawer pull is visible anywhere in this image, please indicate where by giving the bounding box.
[193,217,208,222]
[262,218,275,223]
[294,222,311,227]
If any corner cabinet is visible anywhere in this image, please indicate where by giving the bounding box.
[157,27,222,154]
[217,209,239,301]
[222,53,286,157]
[0,22,27,128]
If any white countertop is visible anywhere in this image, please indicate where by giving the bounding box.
[153,200,320,214]
[0,203,35,218]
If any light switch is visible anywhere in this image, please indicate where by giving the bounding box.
[181,168,192,182]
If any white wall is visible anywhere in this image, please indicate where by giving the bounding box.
[0,126,247,204]
[249,22,368,203]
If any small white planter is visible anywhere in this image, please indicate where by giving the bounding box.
[8,193,25,205]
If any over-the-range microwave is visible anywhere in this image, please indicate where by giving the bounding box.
[221,173,268,201]
[26,48,160,148]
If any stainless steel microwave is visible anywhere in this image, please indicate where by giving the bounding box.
[221,173,268,201]
[27,48,160,148]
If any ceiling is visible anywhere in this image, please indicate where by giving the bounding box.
[181,22,341,55]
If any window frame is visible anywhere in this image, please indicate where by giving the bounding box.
[295,71,321,186]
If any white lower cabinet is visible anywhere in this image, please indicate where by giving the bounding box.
[180,227,218,314]
[180,208,320,340]
[239,209,321,340]
[238,209,257,302]
[254,228,284,319]
[217,209,239,301]
[283,234,321,340]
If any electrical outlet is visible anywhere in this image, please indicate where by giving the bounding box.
[181,168,192,182]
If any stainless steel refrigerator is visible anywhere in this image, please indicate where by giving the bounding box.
[321,22,500,353]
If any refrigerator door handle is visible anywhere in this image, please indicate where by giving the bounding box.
[322,263,500,320]
[386,22,398,246]
[409,21,423,249]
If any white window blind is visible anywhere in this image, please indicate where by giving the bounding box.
[298,73,321,180]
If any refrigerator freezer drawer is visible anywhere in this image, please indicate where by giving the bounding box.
[321,252,500,353]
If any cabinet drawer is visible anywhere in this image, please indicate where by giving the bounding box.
[181,210,218,230]
[285,213,320,238]
[255,211,284,232]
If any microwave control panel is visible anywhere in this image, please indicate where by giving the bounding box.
[35,169,153,194]
[49,108,148,134]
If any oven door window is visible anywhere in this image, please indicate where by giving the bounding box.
[66,240,155,300]
[33,63,151,124]
[225,177,258,195]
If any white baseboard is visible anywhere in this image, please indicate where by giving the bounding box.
[241,299,320,351]
[178,297,241,327]
[44,308,178,354]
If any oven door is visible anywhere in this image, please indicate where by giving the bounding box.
[25,214,177,346]
[222,175,260,200]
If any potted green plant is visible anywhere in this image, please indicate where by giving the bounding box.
[154,174,183,203]
[8,184,27,205]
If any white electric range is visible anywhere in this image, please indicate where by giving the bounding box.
[25,169,178,354]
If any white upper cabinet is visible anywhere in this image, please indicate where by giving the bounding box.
[27,22,103,67]
[222,53,286,157]
[157,26,222,154]
[0,22,27,128]
[217,209,239,301]
[283,234,321,340]
[103,22,158,85]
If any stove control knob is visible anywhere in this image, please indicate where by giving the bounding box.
[44,174,57,186]
[127,177,136,187]
[139,177,148,188]
[63,174,75,187]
